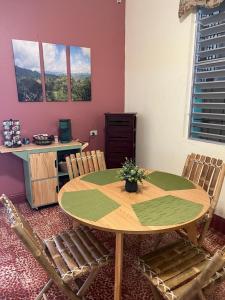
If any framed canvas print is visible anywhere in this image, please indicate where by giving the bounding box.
[12,39,43,102]
[70,46,91,101]
[43,43,68,101]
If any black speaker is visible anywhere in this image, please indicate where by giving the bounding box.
[59,119,72,143]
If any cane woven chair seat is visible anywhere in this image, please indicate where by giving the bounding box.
[66,150,106,180]
[138,239,225,300]
[0,194,110,300]
[44,226,110,283]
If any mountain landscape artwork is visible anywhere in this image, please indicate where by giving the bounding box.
[43,43,68,101]
[12,39,43,102]
[70,46,91,101]
[12,40,92,102]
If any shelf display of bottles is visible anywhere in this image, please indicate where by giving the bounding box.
[2,119,22,148]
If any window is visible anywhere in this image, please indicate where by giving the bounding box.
[190,3,225,143]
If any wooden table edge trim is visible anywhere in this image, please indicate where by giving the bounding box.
[58,197,209,235]
[58,173,210,234]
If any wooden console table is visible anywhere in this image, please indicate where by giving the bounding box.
[0,141,87,208]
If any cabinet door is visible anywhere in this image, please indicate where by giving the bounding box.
[32,178,58,207]
[30,152,57,180]
[105,114,136,168]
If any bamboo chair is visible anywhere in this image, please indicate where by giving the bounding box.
[0,194,110,300]
[66,150,106,180]
[180,153,225,245]
[138,239,225,300]
[153,153,225,250]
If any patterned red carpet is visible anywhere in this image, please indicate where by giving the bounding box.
[0,201,225,300]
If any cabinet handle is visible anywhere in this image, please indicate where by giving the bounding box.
[56,186,59,193]
[55,160,57,168]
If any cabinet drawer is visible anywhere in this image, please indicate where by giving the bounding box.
[107,152,133,161]
[106,141,134,152]
[106,116,134,127]
[106,127,134,139]
[32,178,58,207]
[107,158,126,169]
[30,152,57,180]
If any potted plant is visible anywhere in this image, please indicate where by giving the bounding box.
[118,158,148,193]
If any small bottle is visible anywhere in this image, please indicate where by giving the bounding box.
[54,135,59,143]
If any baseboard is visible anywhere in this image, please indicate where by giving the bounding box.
[211,214,225,235]
[0,192,26,207]
[11,192,26,203]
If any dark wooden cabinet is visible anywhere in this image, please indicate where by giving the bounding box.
[105,113,136,168]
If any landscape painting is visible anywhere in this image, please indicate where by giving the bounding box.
[70,46,91,101]
[12,39,43,102]
[43,43,68,101]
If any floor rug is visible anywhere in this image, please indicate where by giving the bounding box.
[0,201,224,300]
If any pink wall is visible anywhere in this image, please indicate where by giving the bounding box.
[0,0,125,197]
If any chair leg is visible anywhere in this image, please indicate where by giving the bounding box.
[35,279,53,300]
[137,235,144,248]
[150,282,162,300]
[77,268,99,297]
[42,294,48,300]
[198,290,206,300]
[46,275,81,300]
[198,219,211,246]
[152,233,163,250]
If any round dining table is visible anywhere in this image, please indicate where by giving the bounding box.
[58,169,210,300]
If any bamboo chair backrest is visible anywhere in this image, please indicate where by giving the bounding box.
[0,194,80,299]
[180,246,225,300]
[0,194,55,262]
[0,194,45,250]
[182,153,225,215]
[66,150,106,180]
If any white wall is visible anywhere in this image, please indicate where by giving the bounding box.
[125,0,225,217]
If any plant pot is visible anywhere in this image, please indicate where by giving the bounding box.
[125,180,138,193]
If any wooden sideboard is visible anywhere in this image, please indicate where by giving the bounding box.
[0,141,87,208]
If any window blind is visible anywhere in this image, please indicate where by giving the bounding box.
[190,3,225,143]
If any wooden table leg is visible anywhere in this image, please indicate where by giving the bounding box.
[185,223,198,245]
[114,232,124,300]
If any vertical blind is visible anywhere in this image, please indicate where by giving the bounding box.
[191,3,225,143]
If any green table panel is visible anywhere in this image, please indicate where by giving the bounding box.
[132,195,203,226]
[81,169,120,185]
[61,189,120,221]
[146,171,195,191]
